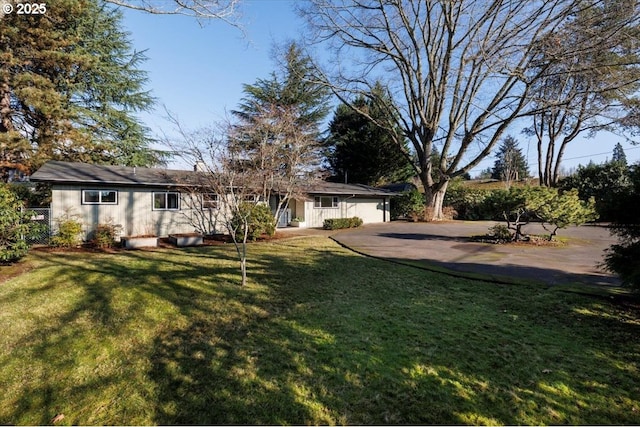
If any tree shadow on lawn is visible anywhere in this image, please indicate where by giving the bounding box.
[148,242,640,424]
[4,243,639,425]
[2,247,247,425]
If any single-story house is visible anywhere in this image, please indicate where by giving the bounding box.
[30,161,396,239]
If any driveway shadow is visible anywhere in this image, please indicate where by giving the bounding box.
[387,257,621,288]
[377,232,466,242]
[334,222,621,288]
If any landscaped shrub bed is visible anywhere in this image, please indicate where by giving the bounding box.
[323,217,363,230]
[443,186,495,220]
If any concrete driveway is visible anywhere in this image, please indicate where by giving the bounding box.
[331,221,620,287]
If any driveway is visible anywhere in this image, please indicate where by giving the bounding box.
[331,221,620,287]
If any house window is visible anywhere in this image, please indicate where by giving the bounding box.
[202,193,218,209]
[314,196,339,208]
[153,192,180,210]
[82,190,118,205]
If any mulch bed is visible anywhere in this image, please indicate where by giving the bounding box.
[29,231,298,255]
[469,234,566,246]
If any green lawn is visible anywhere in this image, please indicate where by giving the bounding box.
[1,236,638,425]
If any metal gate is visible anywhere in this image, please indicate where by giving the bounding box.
[27,207,51,245]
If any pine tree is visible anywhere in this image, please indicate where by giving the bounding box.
[0,0,166,180]
[233,42,330,137]
[326,84,413,185]
[229,42,331,221]
[612,143,628,166]
[491,136,529,185]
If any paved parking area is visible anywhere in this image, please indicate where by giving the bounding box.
[331,221,620,287]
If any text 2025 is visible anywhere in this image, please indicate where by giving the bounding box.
[16,3,46,14]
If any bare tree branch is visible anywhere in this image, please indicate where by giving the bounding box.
[299,0,576,219]
[525,1,640,186]
[105,0,242,28]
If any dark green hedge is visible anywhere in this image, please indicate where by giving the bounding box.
[323,217,363,230]
[443,187,496,220]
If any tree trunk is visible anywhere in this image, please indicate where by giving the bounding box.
[240,226,248,286]
[425,180,450,221]
[240,252,247,286]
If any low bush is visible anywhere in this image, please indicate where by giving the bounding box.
[323,217,363,230]
[50,212,83,248]
[230,203,276,242]
[89,220,123,249]
[488,224,513,242]
[391,189,424,220]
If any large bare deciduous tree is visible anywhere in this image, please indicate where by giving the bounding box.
[525,1,640,187]
[299,0,577,219]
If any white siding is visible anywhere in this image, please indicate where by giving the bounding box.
[51,185,225,240]
[304,196,389,228]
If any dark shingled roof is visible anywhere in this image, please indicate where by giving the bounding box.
[302,181,397,197]
[30,160,204,187]
[30,161,398,197]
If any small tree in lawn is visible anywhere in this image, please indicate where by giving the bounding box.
[173,125,268,286]
[170,106,317,286]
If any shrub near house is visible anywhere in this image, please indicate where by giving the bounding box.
[0,186,42,263]
[323,217,363,230]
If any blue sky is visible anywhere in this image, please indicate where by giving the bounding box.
[120,0,640,175]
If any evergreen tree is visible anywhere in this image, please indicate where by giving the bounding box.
[233,42,330,138]
[560,159,631,221]
[612,143,628,166]
[0,0,166,179]
[229,42,331,221]
[604,163,640,290]
[326,85,413,185]
[491,136,529,184]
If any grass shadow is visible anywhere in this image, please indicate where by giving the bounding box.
[1,237,638,424]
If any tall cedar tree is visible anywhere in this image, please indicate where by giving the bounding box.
[612,142,628,166]
[233,43,330,136]
[230,42,331,221]
[0,0,165,180]
[326,86,414,186]
[491,136,530,183]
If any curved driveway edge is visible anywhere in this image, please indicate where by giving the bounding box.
[331,221,621,287]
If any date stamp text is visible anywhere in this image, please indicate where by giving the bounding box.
[2,2,47,15]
